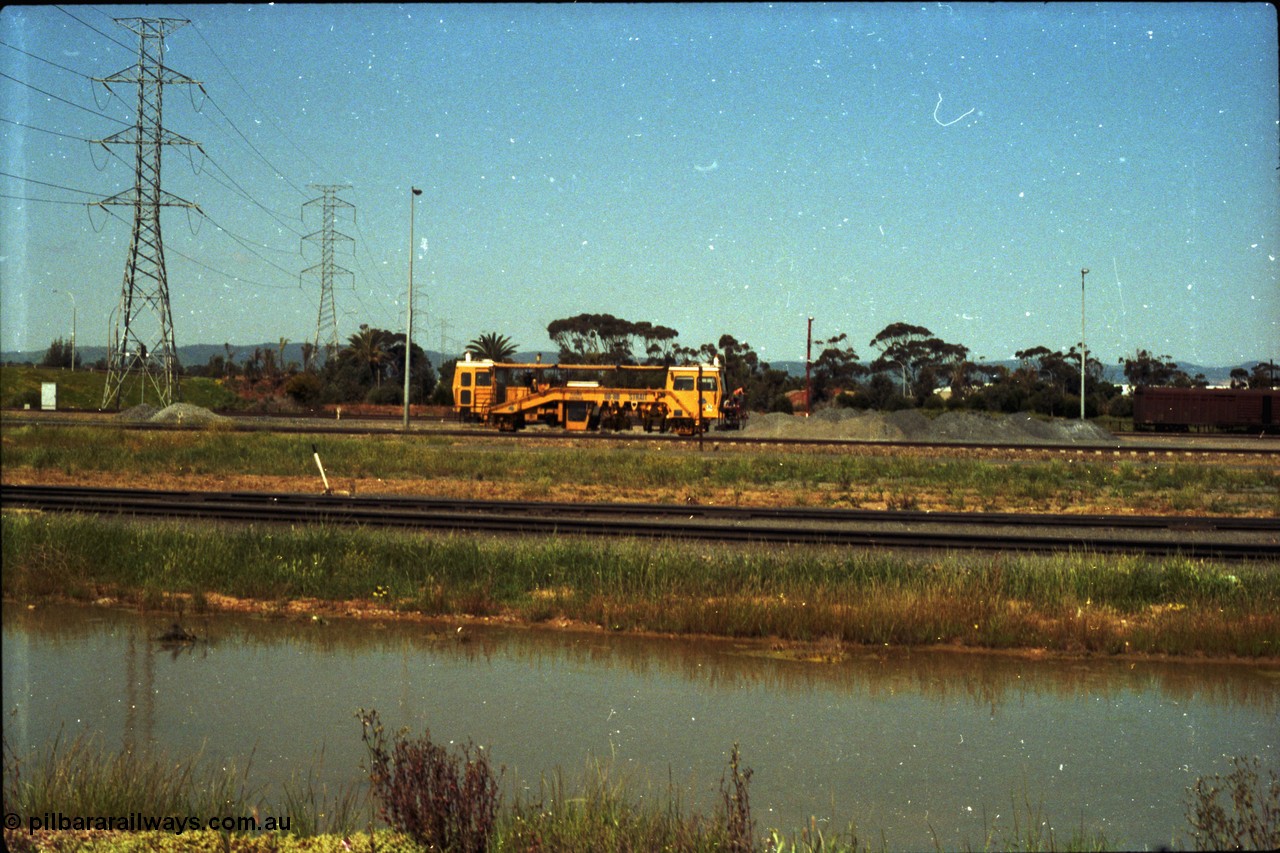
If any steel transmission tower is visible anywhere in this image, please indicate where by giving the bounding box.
[93,17,201,410]
[302,185,354,367]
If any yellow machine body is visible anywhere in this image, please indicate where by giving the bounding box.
[451,358,723,435]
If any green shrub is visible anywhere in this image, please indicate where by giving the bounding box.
[284,372,323,405]
[364,384,401,405]
[5,389,40,409]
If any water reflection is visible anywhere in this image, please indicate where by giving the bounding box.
[4,603,1276,851]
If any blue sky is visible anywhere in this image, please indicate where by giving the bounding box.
[3,3,1277,368]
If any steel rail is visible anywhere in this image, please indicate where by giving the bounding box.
[4,413,1276,457]
[4,484,1275,533]
[4,485,1276,560]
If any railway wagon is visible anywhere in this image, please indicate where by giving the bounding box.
[1132,386,1279,432]
[452,356,727,434]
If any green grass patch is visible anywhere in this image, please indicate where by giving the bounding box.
[3,730,259,833]
[5,727,1129,853]
[0,366,242,412]
[5,513,1277,657]
[4,424,1277,516]
[31,713,1274,852]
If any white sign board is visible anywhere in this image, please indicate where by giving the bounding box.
[41,383,57,411]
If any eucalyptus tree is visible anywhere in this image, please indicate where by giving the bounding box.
[546,313,680,364]
[868,322,968,403]
[810,332,866,403]
[1120,350,1201,388]
[714,334,793,411]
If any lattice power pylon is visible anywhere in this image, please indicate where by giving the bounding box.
[93,17,201,410]
[302,185,354,367]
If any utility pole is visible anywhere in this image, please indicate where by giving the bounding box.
[93,17,201,410]
[302,185,354,369]
[1080,267,1089,420]
[403,187,423,430]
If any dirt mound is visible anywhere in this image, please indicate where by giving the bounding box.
[147,403,230,425]
[741,408,1114,444]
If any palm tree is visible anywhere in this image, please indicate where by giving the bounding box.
[344,325,392,386]
[466,332,519,362]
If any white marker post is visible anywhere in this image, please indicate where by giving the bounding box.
[312,443,331,495]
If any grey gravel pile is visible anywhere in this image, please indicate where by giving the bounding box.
[117,404,160,422]
[741,408,1114,444]
[146,403,230,425]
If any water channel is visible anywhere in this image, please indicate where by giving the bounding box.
[4,602,1277,850]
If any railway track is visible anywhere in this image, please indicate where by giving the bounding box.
[5,411,1276,458]
[4,484,1276,560]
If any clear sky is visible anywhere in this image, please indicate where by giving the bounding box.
[3,3,1277,368]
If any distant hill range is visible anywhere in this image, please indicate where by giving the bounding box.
[1,344,1266,387]
[751,359,1260,386]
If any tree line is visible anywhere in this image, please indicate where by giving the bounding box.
[32,312,1276,417]
[533,313,1274,419]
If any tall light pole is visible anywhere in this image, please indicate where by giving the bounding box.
[55,289,76,371]
[805,316,813,417]
[1080,267,1089,420]
[402,186,423,430]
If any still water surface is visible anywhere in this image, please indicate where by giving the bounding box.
[4,603,1276,850]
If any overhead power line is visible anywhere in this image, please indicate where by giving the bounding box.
[192,142,306,236]
[54,6,135,54]
[0,169,100,196]
[96,203,301,291]
[184,17,331,180]
[0,115,95,141]
[0,192,90,205]
[193,84,310,199]
[0,70,130,126]
[0,38,94,78]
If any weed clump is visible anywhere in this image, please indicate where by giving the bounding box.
[357,708,502,853]
[1184,755,1280,851]
[721,742,756,852]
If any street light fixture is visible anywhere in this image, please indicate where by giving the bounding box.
[403,186,423,431]
[1080,268,1089,420]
